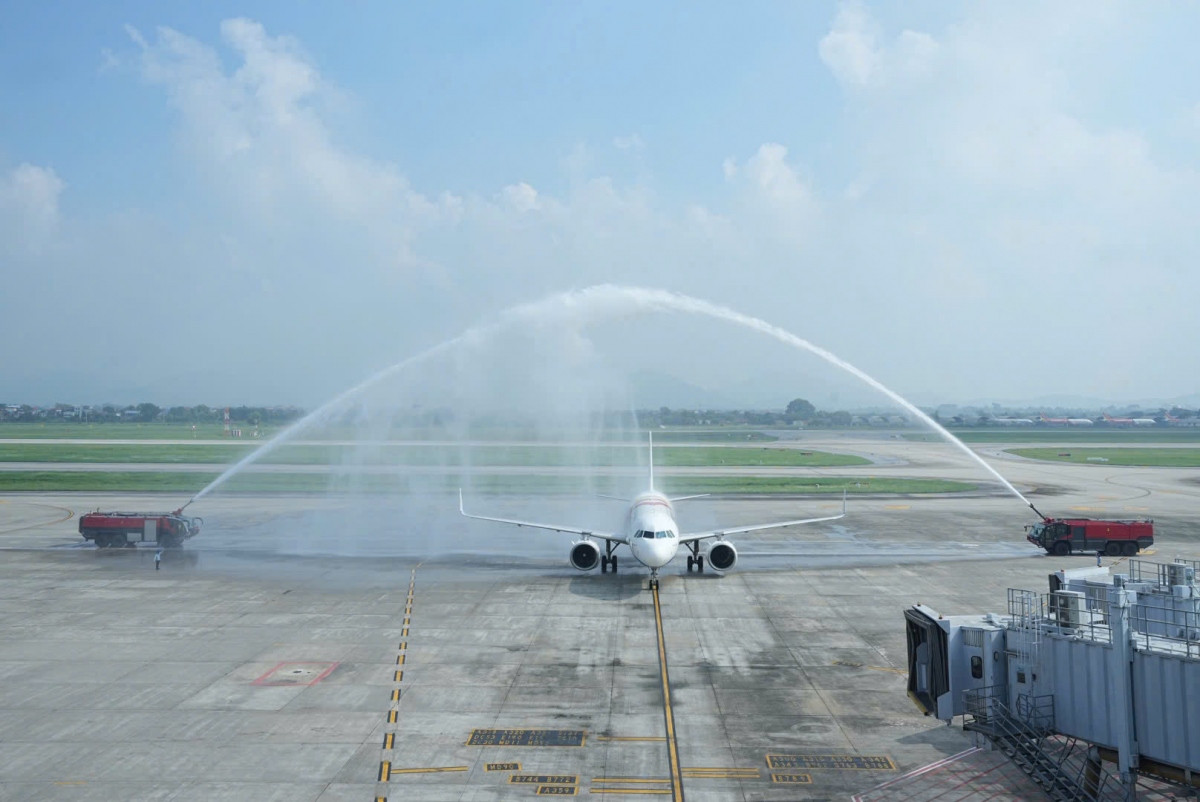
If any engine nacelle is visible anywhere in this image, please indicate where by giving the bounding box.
[706,540,738,572]
[569,540,600,571]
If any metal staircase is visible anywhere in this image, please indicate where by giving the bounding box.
[963,685,1125,801]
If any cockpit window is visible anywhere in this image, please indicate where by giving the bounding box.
[656,531,669,539]
[637,530,654,538]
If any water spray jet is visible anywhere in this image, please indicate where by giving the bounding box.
[185,285,1037,516]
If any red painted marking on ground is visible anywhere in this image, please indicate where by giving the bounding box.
[251,661,339,686]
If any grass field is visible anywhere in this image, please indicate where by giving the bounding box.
[0,471,974,495]
[0,423,271,440]
[0,443,869,468]
[906,429,1200,443]
[1008,447,1200,467]
[0,422,780,443]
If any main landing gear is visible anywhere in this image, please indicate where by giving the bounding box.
[685,541,704,573]
[600,540,620,574]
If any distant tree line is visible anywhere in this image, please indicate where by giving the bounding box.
[641,398,855,428]
[0,403,304,425]
[4,397,1199,428]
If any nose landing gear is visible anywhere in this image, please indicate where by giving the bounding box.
[648,567,660,590]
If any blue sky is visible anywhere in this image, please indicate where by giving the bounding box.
[3,2,1200,409]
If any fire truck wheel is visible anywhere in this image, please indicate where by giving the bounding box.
[1052,541,1071,556]
[1105,542,1122,556]
[1122,542,1138,556]
[93,534,108,548]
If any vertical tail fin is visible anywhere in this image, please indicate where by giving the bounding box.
[648,431,655,492]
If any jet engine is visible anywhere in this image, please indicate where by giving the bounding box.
[569,540,600,571]
[705,540,738,572]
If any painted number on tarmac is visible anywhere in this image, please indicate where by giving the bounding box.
[467,729,586,747]
[767,754,896,770]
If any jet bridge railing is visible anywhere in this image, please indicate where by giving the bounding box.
[1128,599,1200,659]
[1007,587,1042,626]
[1013,692,1056,733]
[963,683,1005,727]
[1127,557,1200,585]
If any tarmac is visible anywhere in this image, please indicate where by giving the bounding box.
[2,432,1199,801]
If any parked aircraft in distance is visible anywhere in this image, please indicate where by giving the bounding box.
[1039,413,1094,426]
[459,434,846,589]
[1102,413,1156,427]
[993,417,1034,426]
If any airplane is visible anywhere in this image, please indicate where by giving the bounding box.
[1038,413,1094,426]
[459,434,847,589]
[993,417,1034,426]
[1102,413,1156,427]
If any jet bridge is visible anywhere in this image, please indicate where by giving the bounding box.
[906,558,1200,798]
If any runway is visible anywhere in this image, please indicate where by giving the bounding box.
[2,433,1199,800]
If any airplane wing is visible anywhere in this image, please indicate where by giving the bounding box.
[459,490,627,544]
[678,493,846,543]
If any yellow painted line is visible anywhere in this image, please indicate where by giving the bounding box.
[1141,548,1157,556]
[398,641,406,651]
[651,583,684,800]
[53,781,87,786]
[383,732,395,750]
[596,736,666,742]
[390,688,400,702]
[682,770,757,775]
[593,778,670,783]
[590,790,673,795]
[378,761,391,781]
[375,796,386,802]
[681,768,753,777]
[396,654,406,665]
[401,627,409,637]
[387,766,469,774]
[884,504,910,510]
[393,670,403,682]
[832,660,905,675]
[387,710,397,724]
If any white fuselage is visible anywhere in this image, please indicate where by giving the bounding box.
[625,492,680,569]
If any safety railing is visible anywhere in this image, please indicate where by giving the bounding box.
[1128,599,1200,659]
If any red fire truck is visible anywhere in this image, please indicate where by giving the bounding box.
[1025,517,1153,556]
[79,509,202,549]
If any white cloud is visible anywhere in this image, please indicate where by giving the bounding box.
[128,19,455,276]
[0,163,64,252]
[6,10,1200,407]
[818,3,881,87]
[721,144,818,246]
[613,134,645,151]
[501,182,540,213]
